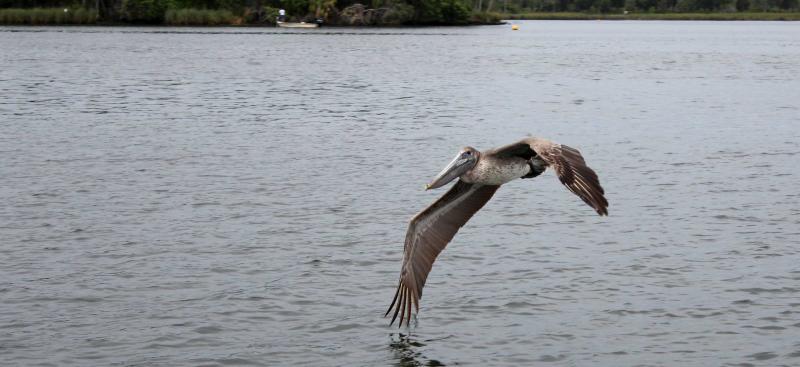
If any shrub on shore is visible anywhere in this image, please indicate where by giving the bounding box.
[0,7,97,24]
[382,2,415,24]
[164,8,236,25]
[121,0,170,23]
[415,0,471,24]
[243,6,280,24]
[470,11,503,24]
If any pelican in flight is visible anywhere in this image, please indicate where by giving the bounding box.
[386,137,608,327]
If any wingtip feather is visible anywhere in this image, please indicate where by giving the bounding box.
[398,287,408,328]
[389,284,403,326]
[385,284,401,317]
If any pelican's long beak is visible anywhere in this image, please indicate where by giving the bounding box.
[426,153,474,190]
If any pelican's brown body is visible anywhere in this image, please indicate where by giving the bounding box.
[386,137,608,327]
[462,152,540,185]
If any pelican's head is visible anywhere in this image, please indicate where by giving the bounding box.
[426,147,479,190]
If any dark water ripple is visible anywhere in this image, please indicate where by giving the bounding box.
[1,21,800,366]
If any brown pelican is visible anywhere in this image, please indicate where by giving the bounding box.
[386,137,608,327]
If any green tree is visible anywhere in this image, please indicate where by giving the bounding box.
[122,0,171,22]
[414,0,470,23]
[309,0,335,17]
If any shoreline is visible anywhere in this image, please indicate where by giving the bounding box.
[2,11,799,27]
[503,12,800,21]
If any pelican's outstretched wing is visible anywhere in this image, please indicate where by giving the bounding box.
[492,138,608,216]
[386,180,499,327]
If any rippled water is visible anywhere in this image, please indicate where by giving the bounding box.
[1,21,799,366]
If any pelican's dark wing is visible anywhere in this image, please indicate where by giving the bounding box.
[492,138,608,216]
[386,180,499,327]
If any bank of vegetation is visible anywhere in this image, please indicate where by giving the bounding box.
[501,0,799,19]
[0,0,796,25]
[504,11,800,20]
[0,7,97,24]
[0,0,502,25]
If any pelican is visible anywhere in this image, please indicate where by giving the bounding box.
[385,137,608,327]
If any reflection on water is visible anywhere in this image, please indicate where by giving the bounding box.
[389,333,446,367]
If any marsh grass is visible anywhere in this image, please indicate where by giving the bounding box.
[0,8,97,25]
[470,11,504,24]
[504,12,800,21]
[164,8,236,26]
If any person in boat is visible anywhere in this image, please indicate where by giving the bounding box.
[278,9,286,22]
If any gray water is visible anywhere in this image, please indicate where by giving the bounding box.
[1,21,799,366]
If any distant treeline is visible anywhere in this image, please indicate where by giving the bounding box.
[494,0,798,12]
[0,0,797,25]
[0,0,499,25]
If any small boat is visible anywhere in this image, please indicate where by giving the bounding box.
[276,21,319,28]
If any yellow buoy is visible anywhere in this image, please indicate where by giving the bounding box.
[511,25,519,31]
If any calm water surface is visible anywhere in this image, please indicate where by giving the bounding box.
[1,21,799,366]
